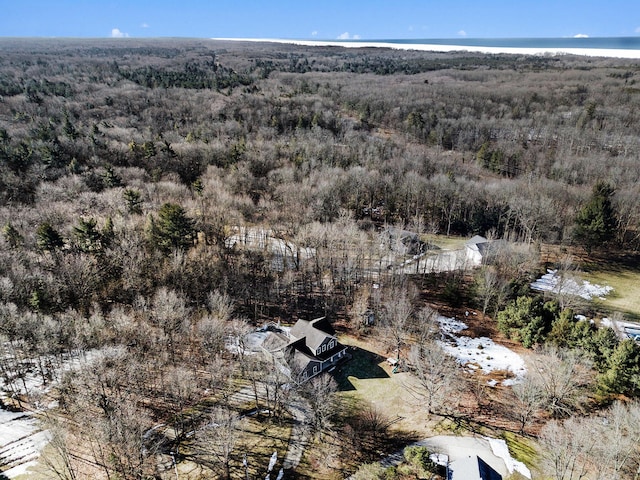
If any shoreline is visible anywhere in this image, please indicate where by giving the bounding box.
[212,37,640,59]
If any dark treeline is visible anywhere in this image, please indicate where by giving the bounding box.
[1,38,640,478]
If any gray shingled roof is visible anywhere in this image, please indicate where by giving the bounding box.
[289,317,335,353]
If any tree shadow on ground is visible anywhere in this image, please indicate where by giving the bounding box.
[332,346,390,391]
[585,250,640,272]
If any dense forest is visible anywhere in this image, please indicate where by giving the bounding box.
[1,38,640,479]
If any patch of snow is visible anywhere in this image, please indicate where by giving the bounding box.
[224,227,315,271]
[486,437,532,479]
[601,317,640,341]
[437,316,468,334]
[279,326,291,336]
[601,317,613,328]
[3,460,38,478]
[531,269,613,300]
[268,451,278,471]
[437,317,526,385]
[429,453,449,467]
[0,349,100,477]
[502,377,521,387]
[143,423,166,439]
[0,412,51,479]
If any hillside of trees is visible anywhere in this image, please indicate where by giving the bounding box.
[1,38,640,479]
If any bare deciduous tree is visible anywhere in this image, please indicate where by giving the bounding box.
[151,287,190,362]
[42,415,79,480]
[207,289,234,320]
[530,345,594,417]
[163,365,198,450]
[474,266,500,320]
[407,340,461,416]
[539,416,596,480]
[299,372,338,438]
[510,376,544,434]
[349,284,371,329]
[540,401,640,480]
[197,314,227,361]
[194,406,246,480]
[594,400,640,479]
[382,288,413,362]
[413,305,439,345]
[262,356,290,419]
[553,254,587,311]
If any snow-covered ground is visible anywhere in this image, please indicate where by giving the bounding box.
[486,437,532,479]
[437,316,527,385]
[0,350,97,478]
[0,408,50,478]
[398,249,472,275]
[531,269,613,300]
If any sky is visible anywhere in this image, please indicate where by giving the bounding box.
[1,0,640,40]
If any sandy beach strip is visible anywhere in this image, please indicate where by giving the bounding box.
[212,37,640,59]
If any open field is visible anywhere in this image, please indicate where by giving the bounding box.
[578,251,640,321]
[582,269,640,321]
[541,246,640,321]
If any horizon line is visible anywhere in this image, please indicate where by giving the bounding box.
[2,34,640,40]
[212,37,640,59]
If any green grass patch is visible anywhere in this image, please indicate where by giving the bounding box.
[333,341,389,391]
[501,431,537,468]
[421,234,468,250]
[581,269,640,321]
[433,417,466,435]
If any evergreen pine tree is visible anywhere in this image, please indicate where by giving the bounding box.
[574,181,616,252]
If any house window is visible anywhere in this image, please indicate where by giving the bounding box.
[328,340,334,349]
[313,365,318,374]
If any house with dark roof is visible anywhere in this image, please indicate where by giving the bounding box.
[286,317,348,382]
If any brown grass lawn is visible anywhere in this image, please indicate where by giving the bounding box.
[335,335,440,439]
